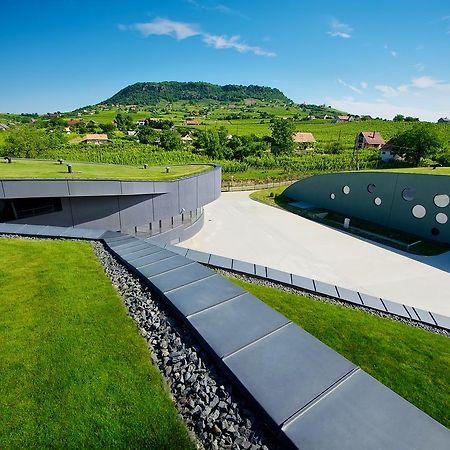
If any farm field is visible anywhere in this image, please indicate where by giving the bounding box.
[0,159,209,180]
[0,238,195,449]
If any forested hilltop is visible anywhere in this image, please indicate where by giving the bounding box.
[100,82,291,105]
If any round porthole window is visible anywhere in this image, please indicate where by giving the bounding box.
[342,185,350,195]
[434,194,449,208]
[330,193,335,200]
[367,184,376,193]
[436,213,448,224]
[412,204,426,219]
[431,228,440,236]
[402,188,415,201]
[374,197,382,206]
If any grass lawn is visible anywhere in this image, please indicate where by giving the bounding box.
[0,238,195,449]
[383,167,450,175]
[0,158,209,180]
[228,276,450,429]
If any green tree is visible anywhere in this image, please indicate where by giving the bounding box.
[393,114,404,122]
[3,125,66,158]
[159,130,182,151]
[195,128,230,159]
[137,125,158,144]
[270,118,295,155]
[115,113,133,132]
[390,125,442,166]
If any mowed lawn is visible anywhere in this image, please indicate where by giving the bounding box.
[0,159,208,180]
[0,238,195,449]
[229,277,450,429]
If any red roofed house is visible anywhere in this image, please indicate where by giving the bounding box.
[335,115,353,123]
[67,119,80,126]
[355,131,385,150]
[81,134,109,144]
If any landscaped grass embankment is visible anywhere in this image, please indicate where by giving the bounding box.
[0,158,208,180]
[0,238,195,449]
[228,276,450,429]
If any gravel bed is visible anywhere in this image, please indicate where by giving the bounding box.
[214,268,450,337]
[93,242,280,450]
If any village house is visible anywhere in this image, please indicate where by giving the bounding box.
[0,123,9,131]
[355,131,385,150]
[244,98,257,106]
[334,115,353,123]
[67,119,80,126]
[379,141,397,162]
[181,134,193,144]
[184,118,200,125]
[292,132,316,150]
[438,117,450,123]
[136,119,147,126]
[80,133,109,144]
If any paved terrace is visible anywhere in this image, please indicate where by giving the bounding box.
[181,191,450,317]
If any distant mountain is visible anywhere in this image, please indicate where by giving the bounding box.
[100,81,292,105]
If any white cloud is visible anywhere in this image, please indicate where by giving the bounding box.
[338,79,363,95]
[123,17,275,57]
[361,81,368,89]
[414,63,425,72]
[375,85,401,98]
[133,18,200,40]
[203,34,276,56]
[328,18,352,38]
[390,50,397,57]
[411,76,442,88]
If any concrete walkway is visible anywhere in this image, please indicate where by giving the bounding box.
[181,191,450,317]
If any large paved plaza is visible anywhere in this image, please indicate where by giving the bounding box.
[181,191,450,317]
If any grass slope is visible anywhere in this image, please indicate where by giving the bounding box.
[0,159,208,180]
[0,239,195,449]
[228,276,450,428]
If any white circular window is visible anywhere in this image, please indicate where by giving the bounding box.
[434,194,449,208]
[342,185,350,195]
[367,184,376,193]
[402,188,415,201]
[330,193,335,200]
[374,197,382,206]
[436,213,448,224]
[412,204,426,219]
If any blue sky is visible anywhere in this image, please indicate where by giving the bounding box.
[1,0,449,120]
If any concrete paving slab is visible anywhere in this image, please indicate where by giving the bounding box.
[36,225,66,237]
[185,248,210,264]
[132,249,175,268]
[166,245,189,257]
[137,255,192,278]
[18,224,48,236]
[282,370,450,450]
[291,274,315,291]
[209,254,233,269]
[100,231,125,240]
[231,259,255,275]
[412,307,437,326]
[359,293,386,311]
[188,293,290,358]
[149,262,214,293]
[224,322,355,426]
[112,240,146,253]
[75,228,106,239]
[0,223,27,234]
[432,313,450,330]
[165,274,244,316]
[106,236,139,248]
[126,246,165,262]
[335,286,363,304]
[314,280,338,297]
[381,299,411,319]
[116,242,151,256]
[255,265,267,278]
[266,268,291,284]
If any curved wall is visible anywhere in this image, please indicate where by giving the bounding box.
[284,171,450,243]
[0,164,221,243]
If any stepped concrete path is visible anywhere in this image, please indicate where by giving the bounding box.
[181,191,450,317]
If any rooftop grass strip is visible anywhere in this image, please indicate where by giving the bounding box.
[227,275,450,429]
[0,159,210,180]
[0,238,195,449]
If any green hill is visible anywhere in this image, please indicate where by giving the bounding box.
[100,81,291,105]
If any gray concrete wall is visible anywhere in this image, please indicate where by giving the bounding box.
[0,165,221,243]
[284,171,450,243]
